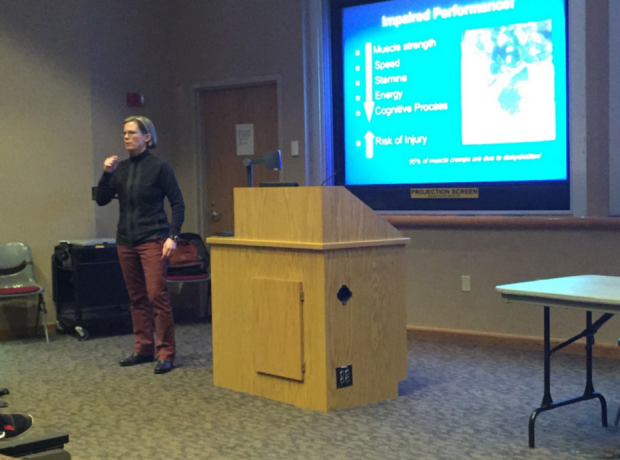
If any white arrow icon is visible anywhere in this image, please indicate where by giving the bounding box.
[363,42,374,122]
[364,131,375,158]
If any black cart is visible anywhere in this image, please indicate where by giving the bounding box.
[52,240,131,340]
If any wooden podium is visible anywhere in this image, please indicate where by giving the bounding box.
[206,186,409,412]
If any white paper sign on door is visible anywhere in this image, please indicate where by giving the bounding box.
[236,124,254,156]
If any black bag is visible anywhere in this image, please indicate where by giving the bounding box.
[167,233,209,276]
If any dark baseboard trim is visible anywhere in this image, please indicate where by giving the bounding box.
[407,326,620,360]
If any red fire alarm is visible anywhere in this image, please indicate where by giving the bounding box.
[126,92,144,108]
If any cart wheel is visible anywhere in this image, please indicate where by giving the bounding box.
[75,326,89,341]
[55,320,68,334]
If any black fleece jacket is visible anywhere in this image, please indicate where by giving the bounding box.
[96,150,185,247]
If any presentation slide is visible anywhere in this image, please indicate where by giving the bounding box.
[342,0,567,186]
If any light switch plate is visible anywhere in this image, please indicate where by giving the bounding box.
[462,275,471,292]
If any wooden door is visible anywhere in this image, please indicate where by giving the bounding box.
[204,83,279,237]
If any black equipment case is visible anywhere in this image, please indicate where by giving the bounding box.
[52,239,131,340]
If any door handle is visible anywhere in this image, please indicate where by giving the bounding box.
[210,210,221,222]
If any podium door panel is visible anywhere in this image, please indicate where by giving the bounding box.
[253,278,304,381]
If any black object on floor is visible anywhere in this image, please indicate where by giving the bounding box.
[52,240,131,340]
[0,431,69,458]
[119,353,155,367]
[154,360,173,374]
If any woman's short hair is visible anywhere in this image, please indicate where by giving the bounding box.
[124,116,157,149]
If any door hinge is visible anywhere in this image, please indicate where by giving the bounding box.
[302,362,306,373]
[300,291,305,303]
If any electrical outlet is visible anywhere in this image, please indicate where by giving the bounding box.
[461,275,471,292]
[336,365,353,388]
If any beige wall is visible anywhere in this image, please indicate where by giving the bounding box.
[401,0,620,346]
[0,0,306,335]
[0,1,94,329]
[0,0,94,248]
[403,227,620,345]
[0,0,178,332]
[1,0,618,349]
[170,0,306,233]
[86,0,178,238]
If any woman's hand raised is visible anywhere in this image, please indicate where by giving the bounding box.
[104,156,119,173]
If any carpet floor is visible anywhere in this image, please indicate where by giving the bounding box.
[1,323,620,459]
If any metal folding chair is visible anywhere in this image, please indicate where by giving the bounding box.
[0,243,49,343]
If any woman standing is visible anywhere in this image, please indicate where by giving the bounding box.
[96,116,184,374]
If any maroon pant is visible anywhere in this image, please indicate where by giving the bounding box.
[117,239,175,362]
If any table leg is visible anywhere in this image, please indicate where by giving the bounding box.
[542,306,553,406]
[585,311,594,395]
[584,312,608,427]
[528,309,610,448]
[529,306,552,448]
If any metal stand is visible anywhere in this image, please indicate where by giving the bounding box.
[36,293,50,343]
[242,151,282,187]
[528,308,612,448]
[244,161,254,187]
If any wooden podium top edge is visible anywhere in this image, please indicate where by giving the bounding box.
[205,237,410,251]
